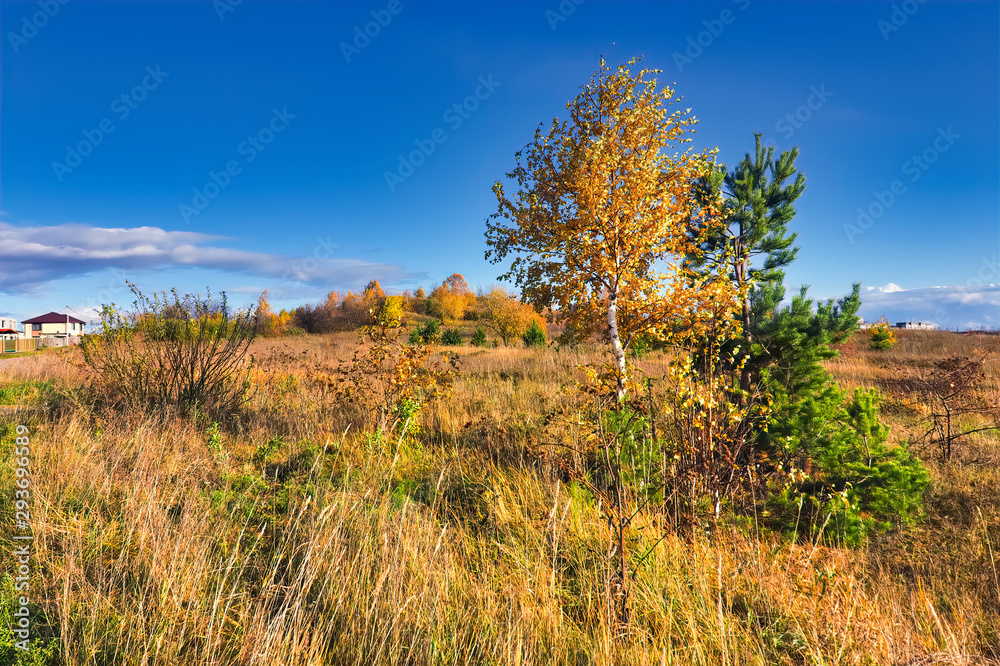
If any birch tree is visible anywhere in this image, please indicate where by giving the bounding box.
[485,57,738,399]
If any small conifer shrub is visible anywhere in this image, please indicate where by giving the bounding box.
[522,319,547,348]
[869,316,897,349]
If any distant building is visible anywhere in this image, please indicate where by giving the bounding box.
[0,318,20,341]
[0,317,38,353]
[22,312,86,343]
[894,321,937,330]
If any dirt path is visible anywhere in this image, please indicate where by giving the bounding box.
[0,356,38,369]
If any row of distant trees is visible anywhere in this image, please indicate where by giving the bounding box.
[252,272,549,345]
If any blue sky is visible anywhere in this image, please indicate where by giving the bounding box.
[1,0,998,329]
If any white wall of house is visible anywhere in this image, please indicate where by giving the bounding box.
[27,321,84,337]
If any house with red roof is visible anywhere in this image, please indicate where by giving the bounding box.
[22,311,86,342]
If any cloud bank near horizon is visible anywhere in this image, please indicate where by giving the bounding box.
[2,223,996,330]
[859,279,999,330]
[0,222,414,294]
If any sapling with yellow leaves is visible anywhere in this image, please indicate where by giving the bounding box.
[486,56,741,400]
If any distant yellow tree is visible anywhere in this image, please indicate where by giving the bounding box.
[375,295,406,328]
[481,287,545,346]
[485,57,738,398]
[254,290,281,336]
[430,273,476,322]
[331,281,390,329]
[364,279,386,302]
[325,290,343,311]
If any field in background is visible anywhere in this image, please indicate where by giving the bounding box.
[0,328,998,665]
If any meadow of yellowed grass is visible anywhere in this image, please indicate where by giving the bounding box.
[0,328,997,664]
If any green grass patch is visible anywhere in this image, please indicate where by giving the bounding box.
[0,574,60,665]
[0,381,53,407]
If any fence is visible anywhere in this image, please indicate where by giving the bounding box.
[38,336,83,348]
[2,339,38,353]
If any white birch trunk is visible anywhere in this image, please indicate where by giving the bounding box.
[607,294,627,401]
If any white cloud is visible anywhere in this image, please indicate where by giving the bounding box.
[0,222,414,294]
[864,282,906,293]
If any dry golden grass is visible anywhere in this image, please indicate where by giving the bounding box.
[0,329,998,664]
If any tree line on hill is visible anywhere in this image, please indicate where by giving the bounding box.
[251,272,550,347]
